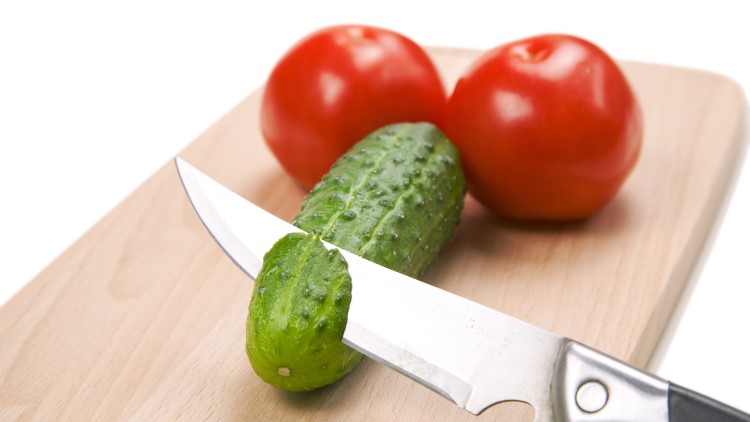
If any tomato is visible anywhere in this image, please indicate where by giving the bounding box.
[260,25,447,190]
[445,34,642,221]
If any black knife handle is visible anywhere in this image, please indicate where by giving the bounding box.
[669,382,750,422]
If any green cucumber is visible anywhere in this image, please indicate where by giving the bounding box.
[246,232,361,391]
[246,122,467,391]
[294,122,468,278]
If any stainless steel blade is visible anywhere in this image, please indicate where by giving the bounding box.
[175,157,302,281]
[341,255,563,416]
[175,157,564,418]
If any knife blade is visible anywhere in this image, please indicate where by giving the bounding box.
[175,157,749,421]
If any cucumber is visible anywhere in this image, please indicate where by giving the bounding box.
[294,122,468,278]
[246,122,467,391]
[246,232,361,391]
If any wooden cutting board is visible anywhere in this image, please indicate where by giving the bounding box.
[0,47,745,421]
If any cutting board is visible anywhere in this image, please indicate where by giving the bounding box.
[0,47,745,421]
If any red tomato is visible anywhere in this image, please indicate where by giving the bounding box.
[260,25,447,190]
[445,34,642,221]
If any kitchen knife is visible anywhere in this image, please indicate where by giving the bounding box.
[175,157,749,422]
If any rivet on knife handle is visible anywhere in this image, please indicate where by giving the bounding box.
[552,340,669,421]
[551,340,750,421]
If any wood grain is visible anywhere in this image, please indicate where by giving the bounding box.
[0,47,745,421]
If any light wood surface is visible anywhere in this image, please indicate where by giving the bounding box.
[0,47,745,421]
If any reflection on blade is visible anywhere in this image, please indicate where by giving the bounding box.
[175,157,563,418]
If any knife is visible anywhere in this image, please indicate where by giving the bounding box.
[175,157,749,422]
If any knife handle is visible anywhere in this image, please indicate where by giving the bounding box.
[553,340,750,421]
[553,340,670,421]
[668,382,750,422]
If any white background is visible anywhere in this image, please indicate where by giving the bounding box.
[2,0,749,414]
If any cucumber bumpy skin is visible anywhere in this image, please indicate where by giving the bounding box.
[294,122,467,278]
[246,122,467,391]
[246,232,361,391]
